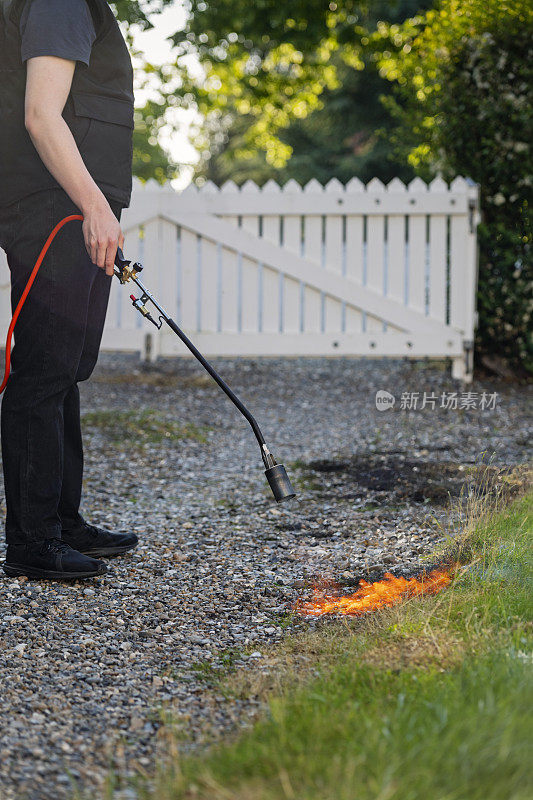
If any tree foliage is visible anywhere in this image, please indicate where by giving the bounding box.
[169,1,344,170]
[113,1,430,186]
[371,0,532,372]
[111,1,178,182]
[194,2,433,187]
[113,0,172,29]
[132,101,178,182]
[169,1,432,180]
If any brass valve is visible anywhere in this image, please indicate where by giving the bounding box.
[117,261,143,284]
[114,247,143,284]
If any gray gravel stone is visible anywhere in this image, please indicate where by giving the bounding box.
[0,355,530,799]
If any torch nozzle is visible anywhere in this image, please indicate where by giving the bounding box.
[260,444,296,502]
[265,463,296,503]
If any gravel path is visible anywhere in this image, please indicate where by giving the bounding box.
[0,355,530,800]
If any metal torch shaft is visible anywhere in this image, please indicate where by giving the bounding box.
[130,274,274,464]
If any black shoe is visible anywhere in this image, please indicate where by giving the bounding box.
[61,522,138,558]
[3,538,107,580]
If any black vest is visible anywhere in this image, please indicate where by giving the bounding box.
[0,0,134,208]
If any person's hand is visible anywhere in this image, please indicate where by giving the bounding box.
[82,197,125,276]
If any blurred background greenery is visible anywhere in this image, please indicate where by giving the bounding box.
[115,0,532,374]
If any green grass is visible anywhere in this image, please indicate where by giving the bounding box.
[135,488,532,800]
[164,654,530,800]
[82,409,210,446]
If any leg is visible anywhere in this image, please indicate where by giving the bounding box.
[56,382,84,531]
[58,202,122,530]
[1,189,99,545]
[56,202,138,557]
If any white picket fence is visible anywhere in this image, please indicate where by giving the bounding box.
[0,175,480,380]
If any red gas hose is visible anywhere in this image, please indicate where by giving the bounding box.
[0,214,83,394]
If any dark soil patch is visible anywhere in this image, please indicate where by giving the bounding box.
[302,454,495,506]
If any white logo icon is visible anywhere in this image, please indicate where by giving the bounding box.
[375,390,395,411]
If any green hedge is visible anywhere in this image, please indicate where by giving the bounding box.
[372,0,532,373]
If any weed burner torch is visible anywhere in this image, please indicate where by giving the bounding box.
[113,248,296,503]
[0,214,296,504]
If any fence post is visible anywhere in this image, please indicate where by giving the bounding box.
[450,179,480,382]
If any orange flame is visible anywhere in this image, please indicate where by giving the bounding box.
[295,568,452,617]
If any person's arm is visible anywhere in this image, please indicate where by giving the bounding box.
[24,55,124,275]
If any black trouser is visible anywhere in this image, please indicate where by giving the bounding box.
[0,187,122,546]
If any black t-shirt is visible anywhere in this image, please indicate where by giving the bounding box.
[20,0,96,67]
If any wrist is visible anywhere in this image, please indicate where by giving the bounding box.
[79,188,109,217]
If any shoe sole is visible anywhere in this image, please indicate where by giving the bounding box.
[3,563,107,580]
[78,544,138,558]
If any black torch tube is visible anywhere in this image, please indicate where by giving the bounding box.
[165,316,268,448]
[130,274,269,455]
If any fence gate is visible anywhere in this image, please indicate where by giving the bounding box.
[0,176,480,381]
